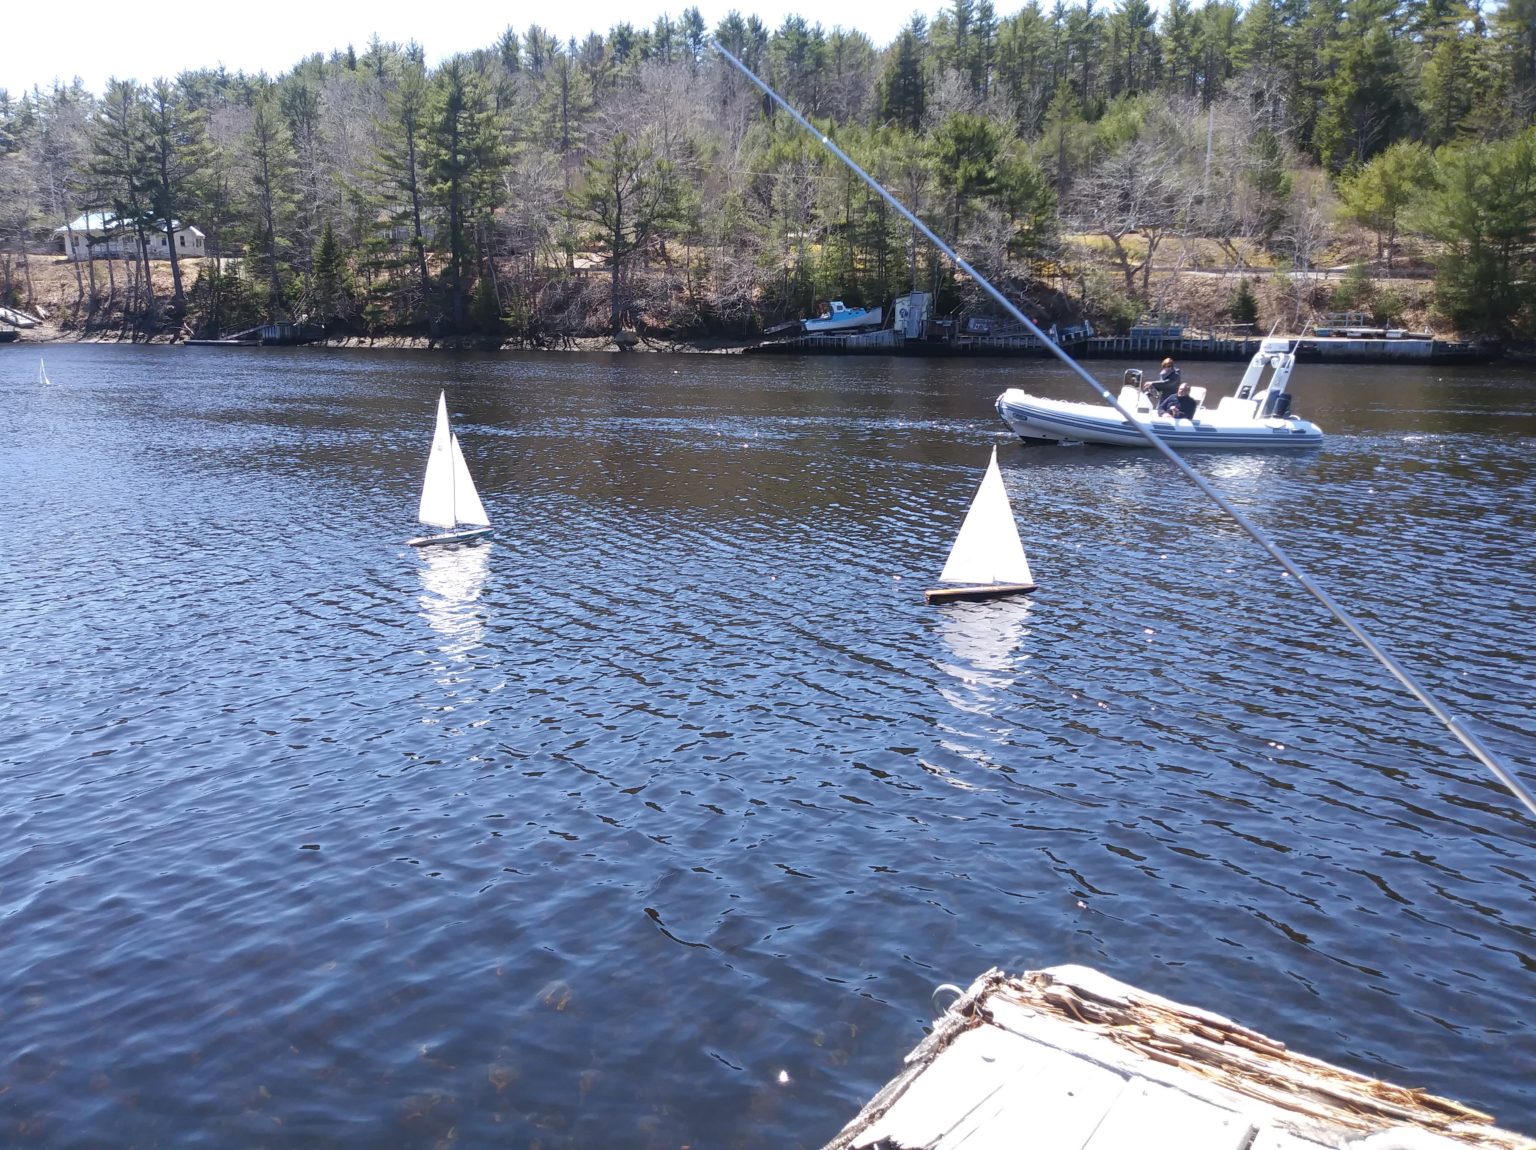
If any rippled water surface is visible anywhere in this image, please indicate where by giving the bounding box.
[3,344,1534,1146]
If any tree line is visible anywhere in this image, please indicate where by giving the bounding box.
[0,0,1533,342]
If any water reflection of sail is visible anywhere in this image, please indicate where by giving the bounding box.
[417,543,490,658]
[936,596,1033,688]
[930,594,1034,789]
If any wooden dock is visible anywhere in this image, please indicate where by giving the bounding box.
[746,331,1496,364]
[747,327,899,353]
[185,321,325,347]
[825,966,1534,1150]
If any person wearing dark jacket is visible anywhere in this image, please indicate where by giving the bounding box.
[1158,381,1198,419]
[1153,357,1181,400]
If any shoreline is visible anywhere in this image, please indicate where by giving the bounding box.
[5,321,747,355]
[7,320,1529,363]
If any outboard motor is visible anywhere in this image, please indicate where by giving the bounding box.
[1260,390,1293,417]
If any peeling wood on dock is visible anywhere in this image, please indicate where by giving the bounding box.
[824,966,1535,1150]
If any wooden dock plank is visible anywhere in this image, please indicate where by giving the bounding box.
[943,1051,1127,1149]
[824,967,1536,1150]
[1081,1076,1258,1150]
[853,1025,1046,1149]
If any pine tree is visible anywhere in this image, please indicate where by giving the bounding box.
[1314,20,1418,171]
[1418,19,1490,147]
[1231,276,1258,326]
[1413,130,1536,335]
[879,19,929,131]
[1108,0,1160,98]
[374,59,435,324]
[1160,0,1198,98]
[931,112,1004,240]
[1249,128,1292,246]
[1193,0,1241,104]
[1489,0,1536,121]
[995,5,1055,133]
[311,220,354,325]
[771,16,829,118]
[143,77,206,317]
[245,88,298,321]
[428,57,506,331]
[91,79,158,324]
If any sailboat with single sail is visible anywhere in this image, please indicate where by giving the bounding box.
[925,447,1036,604]
[407,391,493,548]
[38,357,50,386]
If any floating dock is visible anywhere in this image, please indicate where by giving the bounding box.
[825,966,1534,1150]
[185,321,326,347]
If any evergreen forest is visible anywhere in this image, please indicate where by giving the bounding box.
[1,0,1534,344]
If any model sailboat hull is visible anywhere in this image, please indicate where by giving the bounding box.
[408,525,493,548]
[925,581,1035,604]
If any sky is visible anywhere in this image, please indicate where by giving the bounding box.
[1,0,937,97]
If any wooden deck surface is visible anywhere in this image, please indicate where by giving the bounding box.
[824,966,1535,1150]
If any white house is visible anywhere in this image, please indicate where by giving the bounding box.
[53,211,206,262]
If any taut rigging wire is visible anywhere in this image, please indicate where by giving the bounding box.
[711,39,1536,822]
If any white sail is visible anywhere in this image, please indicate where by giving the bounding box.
[938,447,1033,585]
[448,433,490,527]
[412,392,492,546]
[417,392,458,529]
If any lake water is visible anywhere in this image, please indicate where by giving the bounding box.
[3,343,1534,1147]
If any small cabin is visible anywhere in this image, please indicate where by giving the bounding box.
[53,211,206,262]
[893,292,932,339]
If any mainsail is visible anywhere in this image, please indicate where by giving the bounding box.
[937,447,1033,586]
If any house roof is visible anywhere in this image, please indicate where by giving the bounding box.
[53,211,203,237]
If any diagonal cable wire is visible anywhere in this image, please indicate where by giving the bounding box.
[712,39,1536,821]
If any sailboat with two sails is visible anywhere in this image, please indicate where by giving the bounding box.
[408,391,493,548]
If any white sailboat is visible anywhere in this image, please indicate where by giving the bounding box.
[38,357,50,386]
[407,391,493,548]
[925,447,1037,604]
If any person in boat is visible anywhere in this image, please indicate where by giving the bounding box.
[1152,357,1181,400]
[1158,381,1198,420]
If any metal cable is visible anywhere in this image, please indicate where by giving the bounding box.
[712,40,1536,821]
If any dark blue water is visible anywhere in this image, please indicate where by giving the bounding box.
[3,344,1534,1146]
